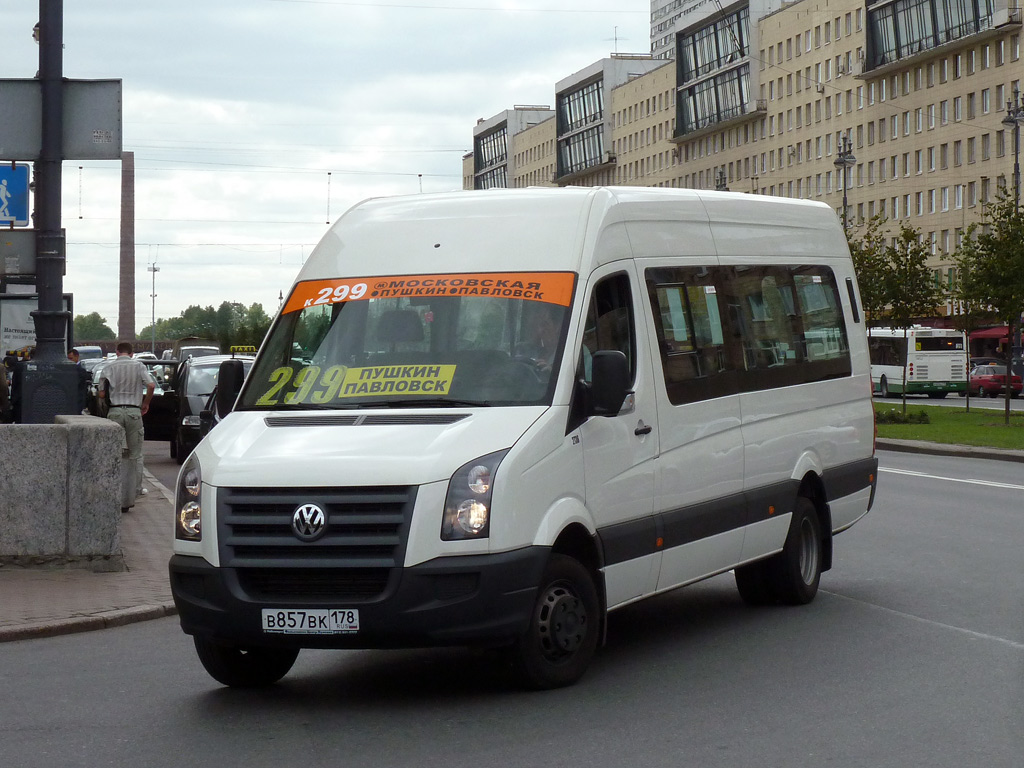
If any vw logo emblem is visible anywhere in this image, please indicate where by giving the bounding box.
[292,503,327,542]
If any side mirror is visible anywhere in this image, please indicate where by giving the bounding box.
[590,350,631,417]
[215,359,245,418]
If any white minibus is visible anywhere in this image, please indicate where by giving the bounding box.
[170,188,878,689]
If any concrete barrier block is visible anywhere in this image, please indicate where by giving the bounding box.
[57,415,122,557]
[0,424,67,556]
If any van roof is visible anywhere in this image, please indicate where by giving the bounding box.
[298,187,842,283]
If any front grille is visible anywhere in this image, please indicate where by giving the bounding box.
[237,568,390,601]
[218,486,416,574]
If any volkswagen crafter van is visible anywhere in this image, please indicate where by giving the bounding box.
[170,187,878,689]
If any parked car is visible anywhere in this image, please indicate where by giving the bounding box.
[167,353,254,463]
[968,364,1022,398]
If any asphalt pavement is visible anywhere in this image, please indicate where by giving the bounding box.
[1,438,1022,643]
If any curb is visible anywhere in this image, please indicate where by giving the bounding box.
[0,603,177,643]
[876,438,1024,463]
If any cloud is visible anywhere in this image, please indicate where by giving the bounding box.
[4,0,649,332]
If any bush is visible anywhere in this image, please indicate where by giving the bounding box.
[876,408,930,425]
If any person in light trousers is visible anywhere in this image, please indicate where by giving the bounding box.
[100,341,155,512]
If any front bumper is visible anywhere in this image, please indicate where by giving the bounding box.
[169,547,549,649]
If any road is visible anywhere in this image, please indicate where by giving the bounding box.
[2,450,1021,768]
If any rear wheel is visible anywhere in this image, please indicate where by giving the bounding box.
[512,554,600,689]
[879,376,890,398]
[735,496,823,606]
[193,637,299,687]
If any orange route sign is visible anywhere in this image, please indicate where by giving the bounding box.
[282,272,576,315]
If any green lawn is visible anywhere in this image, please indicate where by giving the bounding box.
[874,401,1024,450]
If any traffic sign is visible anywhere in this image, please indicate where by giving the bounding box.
[0,163,30,226]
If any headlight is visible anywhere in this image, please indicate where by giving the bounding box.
[175,456,203,541]
[181,415,201,427]
[441,449,509,541]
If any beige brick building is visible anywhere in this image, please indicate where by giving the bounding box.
[465,0,1023,316]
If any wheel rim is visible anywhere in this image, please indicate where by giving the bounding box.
[536,583,589,661]
[797,517,819,585]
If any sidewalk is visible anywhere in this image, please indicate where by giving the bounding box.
[1,439,1021,643]
[0,470,177,642]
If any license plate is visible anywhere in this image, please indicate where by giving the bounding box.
[261,608,360,635]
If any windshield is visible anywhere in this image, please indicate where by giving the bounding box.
[188,359,253,398]
[239,271,576,410]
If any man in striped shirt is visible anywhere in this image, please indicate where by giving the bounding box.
[100,342,156,512]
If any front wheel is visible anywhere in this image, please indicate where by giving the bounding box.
[512,554,600,690]
[193,637,299,687]
[174,430,187,465]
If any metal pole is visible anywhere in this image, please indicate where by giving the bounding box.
[32,0,66,364]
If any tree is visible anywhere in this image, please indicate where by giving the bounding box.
[847,214,890,330]
[73,312,115,341]
[885,223,942,414]
[949,224,999,412]
[955,192,1024,425]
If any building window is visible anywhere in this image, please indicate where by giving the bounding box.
[678,8,750,83]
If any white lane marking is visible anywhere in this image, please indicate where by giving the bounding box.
[822,590,1024,651]
[879,467,1024,492]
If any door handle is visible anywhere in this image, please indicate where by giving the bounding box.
[634,421,652,436]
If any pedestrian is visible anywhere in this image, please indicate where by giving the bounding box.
[67,349,91,414]
[0,357,11,423]
[99,341,155,512]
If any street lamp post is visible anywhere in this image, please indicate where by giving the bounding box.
[833,134,856,233]
[148,264,159,354]
[1000,89,1024,359]
[1002,88,1024,208]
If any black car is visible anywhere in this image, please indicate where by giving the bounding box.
[167,354,254,463]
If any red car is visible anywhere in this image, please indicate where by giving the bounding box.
[968,364,1022,398]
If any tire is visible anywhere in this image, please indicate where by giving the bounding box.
[512,554,600,690]
[927,392,947,399]
[734,560,775,606]
[193,636,299,688]
[734,496,823,606]
[879,377,890,398]
[169,437,177,460]
[174,430,187,465]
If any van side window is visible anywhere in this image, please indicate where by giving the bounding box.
[646,265,851,404]
[580,273,636,384]
[646,267,738,403]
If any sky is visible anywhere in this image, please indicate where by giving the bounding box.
[2,0,650,336]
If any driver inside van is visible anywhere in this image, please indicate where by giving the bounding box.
[518,303,561,370]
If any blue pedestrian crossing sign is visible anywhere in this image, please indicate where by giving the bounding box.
[0,163,31,227]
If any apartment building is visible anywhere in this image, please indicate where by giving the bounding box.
[470,106,555,190]
[675,0,1021,311]
[469,55,664,190]
[466,0,1023,313]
